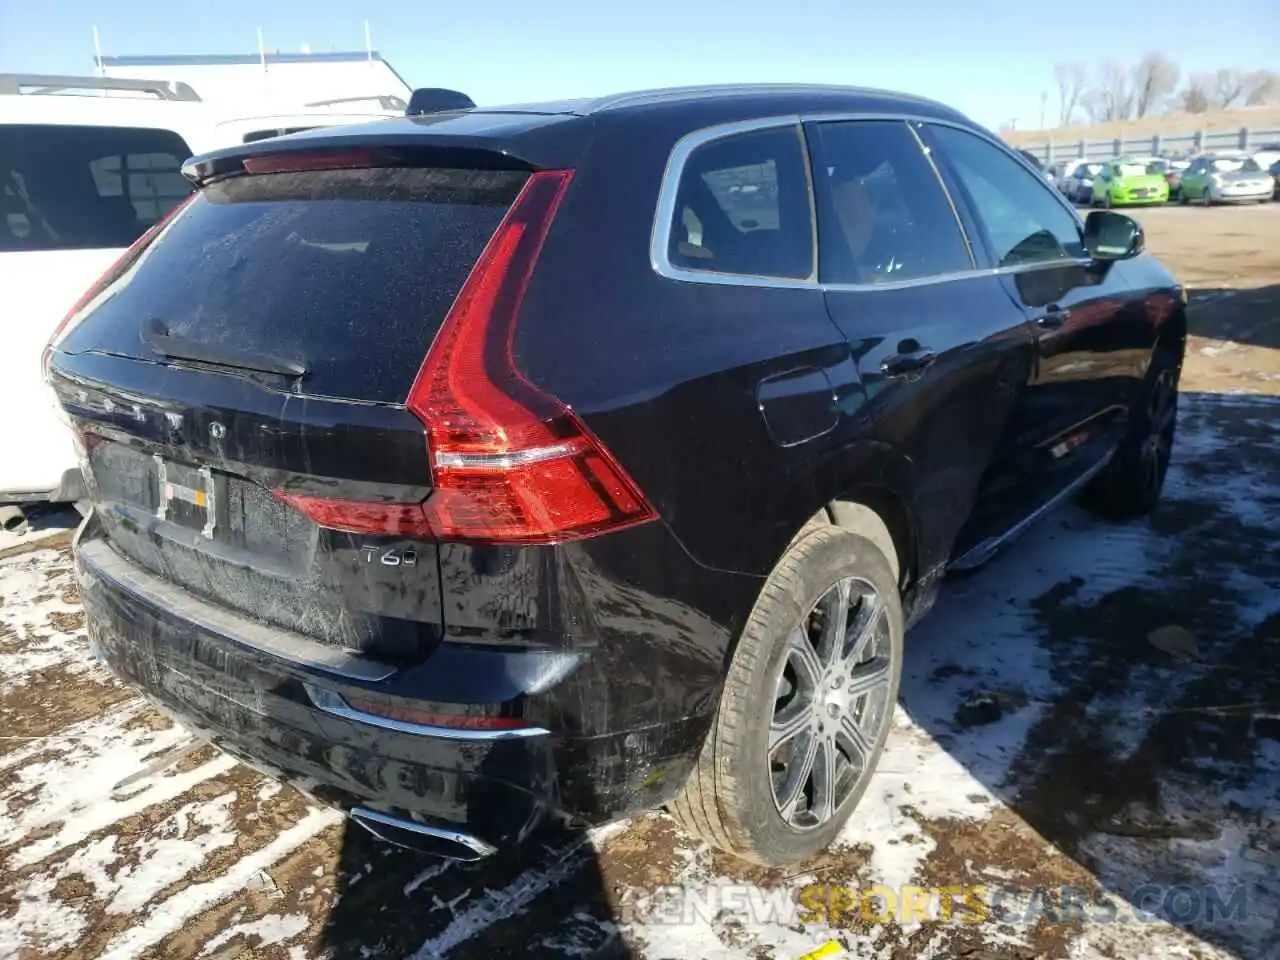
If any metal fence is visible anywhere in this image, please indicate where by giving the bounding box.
[1017,126,1280,164]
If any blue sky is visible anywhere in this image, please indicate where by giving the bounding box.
[1,0,1276,130]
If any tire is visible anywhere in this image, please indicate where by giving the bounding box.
[668,525,903,867]
[1081,345,1181,520]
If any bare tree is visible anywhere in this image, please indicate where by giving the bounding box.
[1131,51,1179,118]
[1054,62,1087,126]
[1211,68,1244,109]
[1084,60,1134,122]
[1178,72,1212,113]
[1244,70,1280,105]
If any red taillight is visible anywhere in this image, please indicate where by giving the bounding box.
[42,193,196,378]
[242,149,378,175]
[272,493,432,538]
[409,169,656,544]
[278,168,657,545]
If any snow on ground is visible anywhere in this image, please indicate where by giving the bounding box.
[0,395,1276,959]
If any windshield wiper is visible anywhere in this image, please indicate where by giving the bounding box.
[140,319,307,378]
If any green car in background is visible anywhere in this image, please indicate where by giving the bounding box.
[1090,159,1170,207]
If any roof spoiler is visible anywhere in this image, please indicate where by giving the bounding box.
[0,73,201,101]
[406,88,475,116]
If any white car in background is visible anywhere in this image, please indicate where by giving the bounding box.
[0,74,400,532]
[1059,160,1107,203]
[1250,143,1280,181]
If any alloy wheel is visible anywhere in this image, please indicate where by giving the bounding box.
[1140,367,1177,493]
[768,576,894,830]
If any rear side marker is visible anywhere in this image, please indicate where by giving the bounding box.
[277,168,658,545]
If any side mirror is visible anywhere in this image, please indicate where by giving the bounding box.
[1083,210,1144,261]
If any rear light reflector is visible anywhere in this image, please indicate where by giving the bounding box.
[272,493,432,538]
[303,683,541,736]
[43,193,197,378]
[342,692,531,731]
[278,168,658,545]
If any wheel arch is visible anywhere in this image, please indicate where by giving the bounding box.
[787,441,920,596]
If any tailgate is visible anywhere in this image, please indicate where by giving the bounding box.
[50,163,533,661]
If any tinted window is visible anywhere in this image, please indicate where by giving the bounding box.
[668,126,813,279]
[927,125,1083,268]
[1,125,192,252]
[59,167,525,404]
[809,120,971,285]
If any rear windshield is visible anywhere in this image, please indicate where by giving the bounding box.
[1,124,193,252]
[59,166,525,404]
[1210,157,1260,173]
[1114,163,1150,178]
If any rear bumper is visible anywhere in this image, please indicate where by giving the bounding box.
[1211,191,1271,203]
[75,522,727,848]
[1110,194,1168,205]
[0,467,86,506]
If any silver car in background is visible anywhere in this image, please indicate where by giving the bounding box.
[1179,152,1274,204]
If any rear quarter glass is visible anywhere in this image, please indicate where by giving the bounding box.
[57,167,528,404]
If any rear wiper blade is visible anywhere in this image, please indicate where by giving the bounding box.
[141,320,307,378]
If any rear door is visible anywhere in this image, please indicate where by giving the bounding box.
[920,123,1143,528]
[805,118,1038,576]
[0,122,193,497]
[50,163,532,659]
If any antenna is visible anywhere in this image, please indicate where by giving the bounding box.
[92,26,104,78]
[257,26,267,71]
[364,21,373,62]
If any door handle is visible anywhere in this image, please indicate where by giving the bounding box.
[1036,304,1071,328]
[881,349,938,378]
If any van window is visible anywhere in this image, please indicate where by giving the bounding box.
[809,120,972,285]
[667,126,814,280]
[1,125,193,251]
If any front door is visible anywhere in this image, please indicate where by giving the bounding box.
[919,122,1141,556]
[804,118,1038,582]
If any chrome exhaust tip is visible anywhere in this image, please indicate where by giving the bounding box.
[349,807,497,861]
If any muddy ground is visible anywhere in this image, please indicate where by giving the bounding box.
[0,206,1277,960]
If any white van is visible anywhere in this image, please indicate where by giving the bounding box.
[0,75,400,530]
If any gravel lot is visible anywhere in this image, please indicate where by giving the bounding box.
[2,205,1277,960]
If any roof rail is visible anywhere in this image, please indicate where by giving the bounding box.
[0,73,201,101]
[406,88,475,116]
[305,94,408,111]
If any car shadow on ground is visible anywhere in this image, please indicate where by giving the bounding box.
[1186,284,1280,351]
[320,819,632,959]
[899,390,1279,958]
[0,503,80,554]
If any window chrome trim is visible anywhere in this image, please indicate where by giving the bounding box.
[651,110,1091,292]
[649,114,815,289]
[349,807,498,858]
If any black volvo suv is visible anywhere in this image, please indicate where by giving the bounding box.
[46,85,1185,868]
